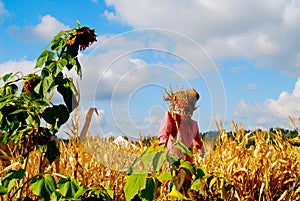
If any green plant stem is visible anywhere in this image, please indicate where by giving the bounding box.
[38,152,43,174]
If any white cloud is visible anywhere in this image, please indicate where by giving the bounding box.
[0,29,225,137]
[283,2,300,27]
[0,59,35,76]
[104,0,286,38]
[104,0,300,76]
[234,78,300,128]
[78,30,222,102]
[89,54,160,100]
[31,15,69,40]
[7,15,69,42]
[77,30,220,136]
[78,51,159,102]
[103,10,116,20]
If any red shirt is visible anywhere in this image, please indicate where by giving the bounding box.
[158,112,204,162]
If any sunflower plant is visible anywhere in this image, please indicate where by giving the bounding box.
[0,22,112,200]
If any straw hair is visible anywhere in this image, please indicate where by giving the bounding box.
[173,88,199,117]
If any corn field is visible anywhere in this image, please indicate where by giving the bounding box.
[1,112,300,200]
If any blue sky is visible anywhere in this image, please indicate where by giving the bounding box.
[1,0,300,138]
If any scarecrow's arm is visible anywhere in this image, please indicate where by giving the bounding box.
[158,112,174,145]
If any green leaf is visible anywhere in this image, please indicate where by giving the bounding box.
[141,151,157,168]
[50,191,61,201]
[55,59,67,76]
[3,168,25,182]
[174,141,193,157]
[50,31,66,51]
[128,167,149,176]
[157,171,172,182]
[144,144,164,154]
[153,149,167,172]
[57,79,78,112]
[58,178,71,197]
[30,177,44,197]
[166,153,180,167]
[0,112,3,127]
[45,140,60,164]
[191,179,202,191]
[42,104,69,131]
[52,30,66,42]
[195,168,211,179]
[7,179,17,193]
[41,68,50,77]
[36,50,53,68]
[74,58,82,78]
[124,174,147,201]
[1,169,24,194]
[0,73,12,82]
[25,114,35,125]
[66,57,77,69]
[38,144,47,153]
[166,186,190,200]
[0,186,8,195]
[0,72,21,83]
[30,176,59,200]
[2,84,18,95]
[105,186,114,199]
[35,75,54,98]
[58,177,81,198]
[70,178,81,196]
[139,178,155,201]
[33,78,42,95]
[179,160,195,175]
[209,177,218,194]
[44,176,57,194]
[30,176,53,201]
[9,109,27,115]
[140,144,165,169]
[87,187,112,201]
[46,61,56,74]
[73,186,86,199]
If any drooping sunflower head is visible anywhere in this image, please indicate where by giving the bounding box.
[66,26,97,56]
[22,75,41,96]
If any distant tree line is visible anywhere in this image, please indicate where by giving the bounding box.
[104,127,299,146]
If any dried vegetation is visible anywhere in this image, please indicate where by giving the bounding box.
[1,112,300,200]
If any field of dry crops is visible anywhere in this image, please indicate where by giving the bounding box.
[1,117,300,200]
[199,122,300,200]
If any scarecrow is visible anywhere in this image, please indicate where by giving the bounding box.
[158,87,205,195]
